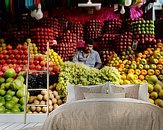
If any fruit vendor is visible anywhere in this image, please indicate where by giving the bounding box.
[73,39,102,69]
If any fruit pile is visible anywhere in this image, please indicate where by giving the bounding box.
[28,88,65,114]
[85,20,102,40]
[0,43,28,66]
[108,42,163,84]
[54,43,76,61]
[57,16,68,36]
[115,32,133,54]
[68,21,84,42]
[45,49,64,67]
[39,17,59,39]
[131,19,155,35]
[100,51,115,65]
[0,39,6,52]
[58,30,77,44]
[28,42,39,55]
[31,28,55,53]
[56,62,121,97]
[148,76,163,108]
[103,19,122,34]
[0,68,28,113]
[29,54,60,75]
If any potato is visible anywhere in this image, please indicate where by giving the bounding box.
[40,100,46,105]
[54,104,59,109]
[53,91,58,97]
[55,95,60,100]
[36,106,41,112]
[41,90,47,95]
[34,99,40,105]
[30,106,36,112]
[37,94,43,101]
[28,96,36,104]
[43,94,48,101]
[42,107,47,113]
[49,106,53,112]
[52,98,57,104]
[57,99,62,105]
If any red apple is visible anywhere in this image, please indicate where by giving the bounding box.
[13,50,18,55]
[29,64,35,70]
[35,65,41,70]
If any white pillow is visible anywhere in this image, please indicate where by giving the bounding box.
[108,83,149,102]
[66,82,109,103]
[66,83,76,103]
[84,92,125,99]
[138,83,148,102]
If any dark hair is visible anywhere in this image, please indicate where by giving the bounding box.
[85,38,94,45]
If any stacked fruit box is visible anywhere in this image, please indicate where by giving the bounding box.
[84,20,102,40]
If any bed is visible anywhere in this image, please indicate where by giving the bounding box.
[23,83,163,130]
[41,98,163,130]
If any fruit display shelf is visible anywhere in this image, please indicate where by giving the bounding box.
[84,20,102,40]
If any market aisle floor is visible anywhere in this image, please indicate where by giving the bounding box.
[0,122,43,130]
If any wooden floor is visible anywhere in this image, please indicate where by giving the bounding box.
[0,122,43,130]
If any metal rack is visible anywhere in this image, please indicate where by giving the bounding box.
[145,2,163,20]
[24,41,50,124]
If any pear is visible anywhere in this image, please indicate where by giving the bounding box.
[155,99,163,108]
[148,84,154,93]
[154,84,162,93]
[149,98,154,104]
[150,91,158,99]
[159,89,163,99]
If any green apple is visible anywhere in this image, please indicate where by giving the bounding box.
[144,64,150,69]
[140,59,147,65]
[148,84,154,92]
[131,64,137,69]
[138,64,144,70]
[150,64,157,69]
[150,91,158,99]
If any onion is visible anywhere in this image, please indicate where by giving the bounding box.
[57,99,62,105]
[34,99,40,105]
[37,94,43,101]
[36,106,41,112]
[39,112,43,114]
[30,106,36,112]
[42,107,47,113]
[52,98,57,104]
[40,100,46,105]
[54,104,59,109]
[41,90,47,95]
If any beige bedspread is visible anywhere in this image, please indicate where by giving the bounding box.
[40,98,163,130]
